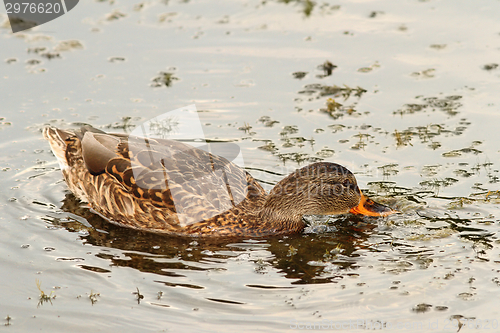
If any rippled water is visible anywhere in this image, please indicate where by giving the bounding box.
[1,0,500,332]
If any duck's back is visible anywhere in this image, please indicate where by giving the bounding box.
[43,125,267,234]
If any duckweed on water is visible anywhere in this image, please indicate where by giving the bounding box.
[150,70,179,88]
[394,95,462,116]
[316,60,337,78]
[292,71,308,79]
[277,152,320,164]
[257,141,277,152]
[36,280,55,307]
[106,9,126,21]
[88,291,100,305]
[410,68,435,79]
[393,129,413,147]
[287,245,298,257]
[133,287,144,304]
[419,178,459,194]
[378,164,399,177]
[104,116,141,131]
[412,303,433,313]
[482,63,498,71]
[450,191,500,207]
[236,88,483,170]
[406,228,455,241]
[357,61,380,73]
[298,83,367,100]
[442,146,482,157]
[258,115,280,127]
[275,0,316,17]
[238,122,253,134]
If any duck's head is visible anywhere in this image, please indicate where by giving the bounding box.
[260,162,397,225]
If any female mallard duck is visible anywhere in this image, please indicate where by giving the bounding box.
[43,125,396,237]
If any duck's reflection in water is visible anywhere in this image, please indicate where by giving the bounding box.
[54,193,388,285]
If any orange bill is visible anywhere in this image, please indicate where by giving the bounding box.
[349,193,398,217]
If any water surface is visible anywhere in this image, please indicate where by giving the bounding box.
[1,0,500,332]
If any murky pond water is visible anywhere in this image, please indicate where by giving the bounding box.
[1,0,500,331]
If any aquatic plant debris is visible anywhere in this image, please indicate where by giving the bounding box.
[133,287,144,304]
[36,280,55,307]
[150,70,179,87]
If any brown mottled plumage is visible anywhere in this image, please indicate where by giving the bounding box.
[43,125,396,237]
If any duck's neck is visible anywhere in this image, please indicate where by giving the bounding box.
[256,193,309,234]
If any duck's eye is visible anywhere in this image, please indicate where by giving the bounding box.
[354,185,361,194]
[342,180,351,188]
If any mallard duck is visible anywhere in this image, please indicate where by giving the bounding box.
[43,125,396,237]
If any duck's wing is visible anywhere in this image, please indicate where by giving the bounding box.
[77,127,250,227]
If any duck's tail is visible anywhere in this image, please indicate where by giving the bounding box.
[42,126,73,171]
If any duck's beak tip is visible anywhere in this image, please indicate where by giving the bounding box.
[349,194,398,217]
